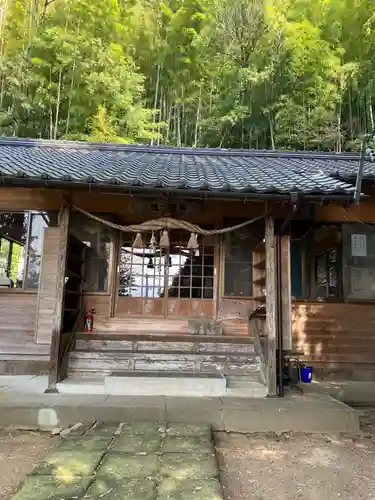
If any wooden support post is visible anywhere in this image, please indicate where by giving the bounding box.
[36,227,60,344]
[265,216,277,396]
[109,229,120,319]
[280,235,292,351]
[46,202,70,393]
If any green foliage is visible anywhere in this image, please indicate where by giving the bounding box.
[0,0,374,150]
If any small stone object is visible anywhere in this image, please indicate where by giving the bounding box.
[37,409,59,430]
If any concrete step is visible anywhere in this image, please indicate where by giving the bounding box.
[226,375,262,389]
[57,373,268,398]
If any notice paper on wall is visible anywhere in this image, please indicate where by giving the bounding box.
[351,234,367,257]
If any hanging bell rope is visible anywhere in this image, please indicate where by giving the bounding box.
[149,232,157,251]
[72,205,270,236]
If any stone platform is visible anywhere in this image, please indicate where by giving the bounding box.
[11,422,223,500]
[0,390,360,434]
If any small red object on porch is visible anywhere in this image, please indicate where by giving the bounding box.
[84,309,96,333]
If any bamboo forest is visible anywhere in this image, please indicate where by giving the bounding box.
[1,0,375,150]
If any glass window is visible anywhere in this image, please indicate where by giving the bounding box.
[70,214,112,292]
[25,213,57,289]
[224,220,261,297]
[119,232,214,299]
[0,212,57,289]
[0,213,28,288]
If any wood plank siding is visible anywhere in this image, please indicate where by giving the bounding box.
[293,301,375,380]
[0,292,37,348]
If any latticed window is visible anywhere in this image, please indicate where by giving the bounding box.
[119,232,215,299]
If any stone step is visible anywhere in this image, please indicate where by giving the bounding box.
[76,332,256,344]
[68,350,260,376]
[74,338,256,355]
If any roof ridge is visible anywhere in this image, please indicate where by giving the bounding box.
[0,136,363,160]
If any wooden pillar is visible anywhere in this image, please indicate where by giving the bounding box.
[46,202,70,393]
[36,227,60,344]
[109,229,120,318]
[280,235,292,350]
[265,216,277,396]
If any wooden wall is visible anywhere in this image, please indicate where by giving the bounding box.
[0,292,42,353]
[293,301,375,380]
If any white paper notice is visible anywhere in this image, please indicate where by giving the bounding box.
[351,234,367,257]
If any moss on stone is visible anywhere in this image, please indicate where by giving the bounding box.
[162,436,214,454]
[58,435,112,452]
[111,434,162,453]
[85,422,121,436]
[97,453,159,479]
[32,450,104,477]
[11,475,92,500]
[84,477,156,499]
[120,422,166,435]
[160,453,218,480]
[165,423,211,437]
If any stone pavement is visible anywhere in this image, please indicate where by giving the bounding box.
[11,422,223,500]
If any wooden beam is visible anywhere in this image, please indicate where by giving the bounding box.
[280,235,292,351]
[46,202,70,392]
[265,216,277,396]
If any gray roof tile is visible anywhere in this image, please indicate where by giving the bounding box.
[0,138,367,197]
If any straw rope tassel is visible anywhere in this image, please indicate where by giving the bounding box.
[187,232,199,250]
[149,231,156,251]
[159,229,170,248]
[132,232,144,248]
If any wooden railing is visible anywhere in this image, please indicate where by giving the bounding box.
[58,308,85,382]
[248,309,267,386]
[45,307,84,393]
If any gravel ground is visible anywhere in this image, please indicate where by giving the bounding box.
[0,430,58,500]
[216,409,375,500]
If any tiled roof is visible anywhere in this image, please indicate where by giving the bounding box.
[0,137,368,199]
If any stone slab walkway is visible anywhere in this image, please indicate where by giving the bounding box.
[10,422,223,500]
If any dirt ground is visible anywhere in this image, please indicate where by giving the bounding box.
[0,430,58,500]
[216,409,375,500]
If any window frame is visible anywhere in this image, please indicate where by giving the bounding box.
[118,233,215,300]
[222,220,260,299]
[70,212,114,295]
[0,210,50,293]
[313,247,341,300]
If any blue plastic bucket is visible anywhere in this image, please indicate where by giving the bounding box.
[300,366,313,383]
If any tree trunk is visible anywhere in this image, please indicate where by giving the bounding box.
[194,83,202,147]
[53,66,63,140]
[151,64,161,146]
